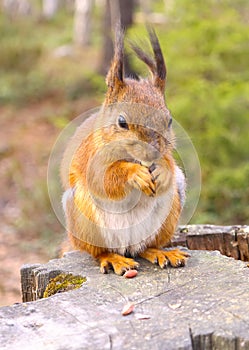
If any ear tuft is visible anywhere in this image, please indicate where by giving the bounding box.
[147,26,166,92]
[106,22,125,91]
[130,26,166,94]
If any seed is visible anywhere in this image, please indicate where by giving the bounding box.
[122,302,135,316]
[123,269,138,278]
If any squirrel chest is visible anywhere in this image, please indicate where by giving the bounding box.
[62,184,175,256]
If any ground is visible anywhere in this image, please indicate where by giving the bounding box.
[0,98,98,306]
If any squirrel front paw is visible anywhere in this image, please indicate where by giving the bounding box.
[127,163,156,197]
[149,161,172,195]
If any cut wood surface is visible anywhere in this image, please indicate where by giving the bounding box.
[1,246,249,350]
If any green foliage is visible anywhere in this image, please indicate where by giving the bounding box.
[201,163,249,223]
[128,1,249,224]
[0,9,97,105]
[0,15,52,105]
[66,73,106,101]
[0,0,248,227]
[160,0,249,224]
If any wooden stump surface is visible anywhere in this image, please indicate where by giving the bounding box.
[1,242,249,350]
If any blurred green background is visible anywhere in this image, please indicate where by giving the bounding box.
[0,0,248,284]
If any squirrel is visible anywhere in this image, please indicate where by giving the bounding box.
[60,26,189,275]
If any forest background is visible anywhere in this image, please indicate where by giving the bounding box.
[0,0,248,305]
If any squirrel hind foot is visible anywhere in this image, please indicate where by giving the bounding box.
[97,253,139,275]
[139,248,190,268]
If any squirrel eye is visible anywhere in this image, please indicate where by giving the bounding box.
[168,117,173,128]
[118,115,129,130]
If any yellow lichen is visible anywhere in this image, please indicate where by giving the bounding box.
[43,273,86,298]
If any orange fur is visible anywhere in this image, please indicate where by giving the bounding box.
[61,27,189,273]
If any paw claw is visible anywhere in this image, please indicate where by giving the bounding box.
[149,160,172,194]
[176,259,184,267]
[98,254,139,275]
[100,266,107,274]
[139,248,190,269]
[128,164,155,196]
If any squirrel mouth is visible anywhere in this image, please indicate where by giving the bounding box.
[124,158,155,171]
[124,158,140,164]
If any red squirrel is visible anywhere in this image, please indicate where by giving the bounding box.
[61,27,189,275]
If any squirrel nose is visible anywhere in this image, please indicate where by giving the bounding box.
[147,143,161,161]
[148,130,160,153]
[147,128,169,157]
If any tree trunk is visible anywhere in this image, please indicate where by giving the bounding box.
[74,0,94,47]
[98,0,113,75]
[98,0,137,78]
[42,0,59,19]
[2,0,32,17]
[119,0,134,28]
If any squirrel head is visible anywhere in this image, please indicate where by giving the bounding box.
[64,27,176,196]
[98,26,174,166]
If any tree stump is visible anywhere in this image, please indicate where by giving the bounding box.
[0,235,249,349]
[173,225,249,261]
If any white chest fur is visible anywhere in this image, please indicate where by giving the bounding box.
[62,186,174,255]
[90,187,174,255]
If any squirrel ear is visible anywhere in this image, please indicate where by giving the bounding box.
[130,27,166,94]
[105,23,125,99]
[147,26,166,94]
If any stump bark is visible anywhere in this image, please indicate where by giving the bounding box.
[173,225,249,261]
